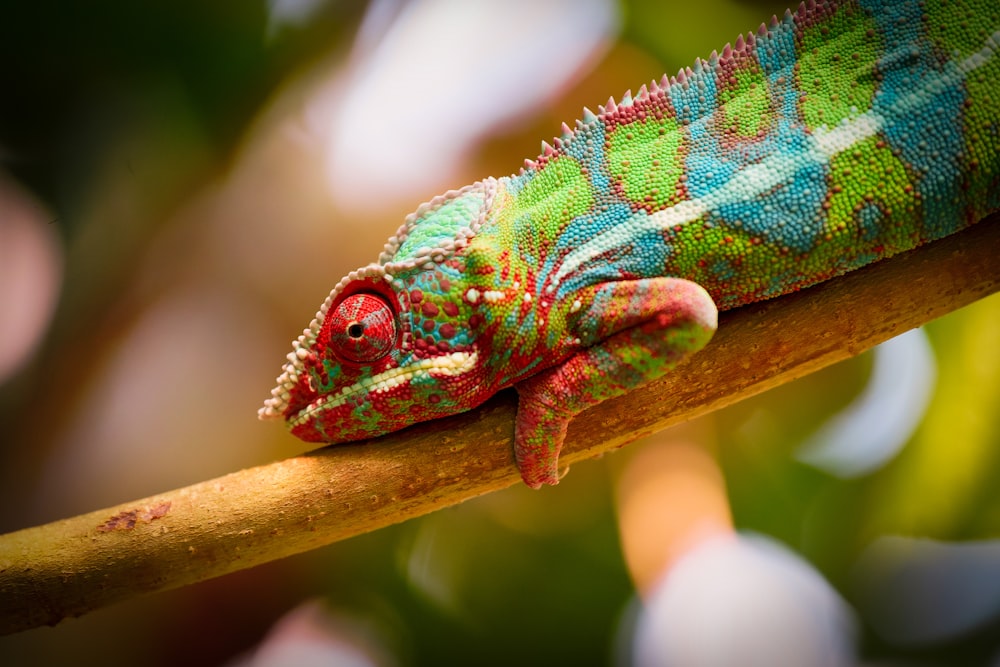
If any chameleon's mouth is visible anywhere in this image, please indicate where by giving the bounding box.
[289,350,480,438]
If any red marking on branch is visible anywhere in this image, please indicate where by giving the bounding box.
[97,502,172,532]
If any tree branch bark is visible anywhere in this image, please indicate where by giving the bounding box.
[1,218,997,635]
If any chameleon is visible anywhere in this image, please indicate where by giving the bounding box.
[260,0,1000,489]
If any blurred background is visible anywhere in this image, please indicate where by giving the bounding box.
[1,0,999,665]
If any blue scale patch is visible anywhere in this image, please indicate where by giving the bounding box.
[565,123,611,197]
[864,0,967,239]
[544,204,674,299]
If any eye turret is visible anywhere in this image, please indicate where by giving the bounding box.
[326,293,397,363]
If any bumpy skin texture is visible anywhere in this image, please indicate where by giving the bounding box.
[262,0,1000,488]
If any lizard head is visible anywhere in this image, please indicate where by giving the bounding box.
[259,180,500,444]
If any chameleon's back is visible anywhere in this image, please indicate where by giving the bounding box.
[487,0,1000,311]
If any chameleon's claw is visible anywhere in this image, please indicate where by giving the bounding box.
[512,383,572,488]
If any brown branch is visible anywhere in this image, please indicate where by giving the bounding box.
[1,218,997,635]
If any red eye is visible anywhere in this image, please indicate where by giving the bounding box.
[327,293,397,363]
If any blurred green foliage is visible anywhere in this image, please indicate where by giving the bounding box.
[0,0,364,234]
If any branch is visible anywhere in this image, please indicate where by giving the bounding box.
[1,218,997,635]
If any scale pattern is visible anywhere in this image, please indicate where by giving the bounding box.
[261,0,1000,488]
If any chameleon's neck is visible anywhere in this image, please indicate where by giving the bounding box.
[478,0,1000,309]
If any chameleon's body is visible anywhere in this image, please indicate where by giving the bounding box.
[262,0,1000,488]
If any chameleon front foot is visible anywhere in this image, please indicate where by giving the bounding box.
[513,278,718,488]
[514,373,575,488]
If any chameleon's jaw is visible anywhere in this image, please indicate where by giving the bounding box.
[283,350,482,444]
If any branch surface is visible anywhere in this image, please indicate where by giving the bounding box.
[1,218,997,635]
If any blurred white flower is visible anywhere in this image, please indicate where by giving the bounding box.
[229,600,395,667]
[0,173,62,383]
[632,533,857,667]
[797,328,936,478]
[854,535,1000,646]
[312,0,619,216]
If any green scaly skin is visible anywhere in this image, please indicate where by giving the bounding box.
[261,0,1000,488]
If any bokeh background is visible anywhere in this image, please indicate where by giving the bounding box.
[2,0,999,665]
